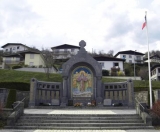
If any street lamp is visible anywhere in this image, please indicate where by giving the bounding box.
[134,50,137,80]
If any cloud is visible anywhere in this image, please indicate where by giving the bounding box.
[0,0,160,55]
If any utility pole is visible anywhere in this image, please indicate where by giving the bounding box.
[134,50,136,80]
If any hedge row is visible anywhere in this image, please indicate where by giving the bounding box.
[134,87,160,92]
[0,82,30,91]
[5,89,16,108]
[0,82,159,92]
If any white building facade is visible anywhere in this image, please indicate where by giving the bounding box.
[51,44,80,59]
[114,50,144,64]
[93,56,125,73]
[151,64,160,81]
[1,43,29,53]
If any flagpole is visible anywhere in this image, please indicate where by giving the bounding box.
[145,11,152,108]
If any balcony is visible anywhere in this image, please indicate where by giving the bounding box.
[53,51,70,55]
[3,60,24,64]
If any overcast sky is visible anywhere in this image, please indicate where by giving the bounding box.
[0,0,160,55]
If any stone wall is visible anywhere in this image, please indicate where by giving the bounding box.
[0,89,29,108]
[135,89,160,104]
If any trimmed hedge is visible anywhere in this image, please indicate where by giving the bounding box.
[102,70,109,76]
[0,82,30,91]
[5,89,16,108]
[134,87,160,92]
[12,65,22,69]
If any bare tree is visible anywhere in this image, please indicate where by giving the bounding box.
[41,48,57,79]
[107,50,114,57]
[138,67,149,80]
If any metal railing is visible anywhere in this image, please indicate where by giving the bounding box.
[7,97,25,126]
[135,98,149,113]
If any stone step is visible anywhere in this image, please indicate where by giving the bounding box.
[5,126,154,130]
[20,116,141,120]
[17,119,143,123]
[23,114,138,117]
[15,122,147,127]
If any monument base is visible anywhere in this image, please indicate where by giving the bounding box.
[60,97,68,107]
[96,97,103,106]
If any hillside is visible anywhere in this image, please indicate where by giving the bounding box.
[0,69,160,90]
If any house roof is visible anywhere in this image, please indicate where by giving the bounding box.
[93,55,125,62]
[151,64,160,71]
[2,50,41,57]
[51,44,80,50]
[1,43,30,48]
[114,50,145,57]
[144,54,160,61]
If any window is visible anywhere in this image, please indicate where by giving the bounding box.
[129,60,132,63]
[6,49,8,51]
[30,54,34,59]
[71,49,74,52]
[55,49,59,53]
[158,68,160,73]
[122,55,126,59]
[64,49,68,53]
[29,62,34,66]
[129,55,132,58]
[17,46,19,49]
[136,56,141,60]
[113,63,119,68]
[99,62,104,67]
[13,47,16,50]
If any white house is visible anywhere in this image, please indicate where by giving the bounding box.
[1,43,30,53]
[2,50,45,68]
[51,44,80,59]
[24,51,45,67]
[93,55,125,73]
[144,54,160,63]
[151,64,160,81]
[114,50,144,64]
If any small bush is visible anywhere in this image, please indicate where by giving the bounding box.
[5,89,16,108]
[24,65,28,67]
[102,70,109,76]
[0,82,30,91]
[39,65,43,68]
[12,65,22,69]
[151,100,160,118]
[0,101,3,115]
[111,71,117,76]
[117,71,125,76]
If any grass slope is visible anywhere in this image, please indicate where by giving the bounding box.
[0,69,160,90]
[0,69,62,82]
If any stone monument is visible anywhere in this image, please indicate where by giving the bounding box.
[61,40,103,106]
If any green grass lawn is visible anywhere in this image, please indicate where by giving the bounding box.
[0,69,160,90]
[0,69,62,83]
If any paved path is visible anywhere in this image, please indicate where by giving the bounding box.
[0,129,160,132]
[24,108,137,115]
[0,108,159,132]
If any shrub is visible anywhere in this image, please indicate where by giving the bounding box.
[24,65,28,67]
[151,100,160,118]
[5,89,16,108]
[0,101,3,115]
[39,65,43,68]
[117,71,125,76]
[0,82,30,91]
[102,70,109,76]
[12,65,22,69]
[111,71,117,76]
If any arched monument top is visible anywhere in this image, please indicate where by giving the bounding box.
[62,40,102,77]
[79,40,86,48]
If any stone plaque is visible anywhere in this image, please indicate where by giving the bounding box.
[51,99,60,106]
[103,99,112,106]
